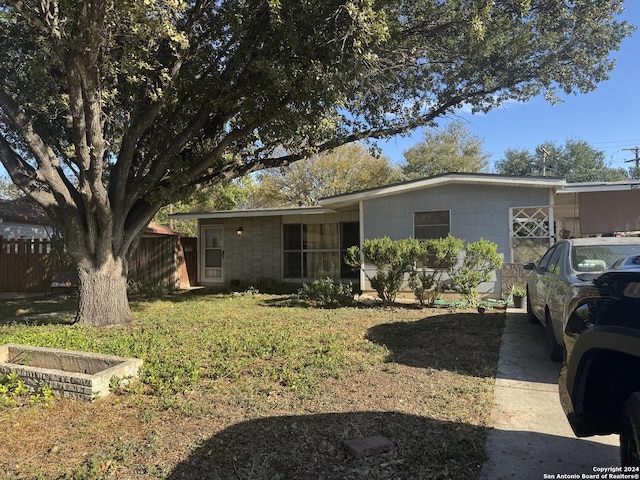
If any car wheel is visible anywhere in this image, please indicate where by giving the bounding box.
[526,293,537,324]
[545,312,563,362]
[621,392,640,467]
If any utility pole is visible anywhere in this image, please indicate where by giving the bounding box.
[623,147,640,168]
[537,147,550,176]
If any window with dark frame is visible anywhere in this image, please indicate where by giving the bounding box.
[414,211,450,240]
[283,222,359,280]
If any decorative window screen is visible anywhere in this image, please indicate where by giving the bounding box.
[510,206,554,263]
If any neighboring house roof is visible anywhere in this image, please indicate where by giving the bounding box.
[144,222,190,237]
[0,197,49,225]
[0,199,188,238]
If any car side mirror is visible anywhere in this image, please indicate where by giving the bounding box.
[523,262,536,271]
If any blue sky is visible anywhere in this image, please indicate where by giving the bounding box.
[377,2,640,172]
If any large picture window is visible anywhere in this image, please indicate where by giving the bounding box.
[284,222,358,280]
[414,211,450,240]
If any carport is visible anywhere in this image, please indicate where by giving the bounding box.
[554,181,640,237]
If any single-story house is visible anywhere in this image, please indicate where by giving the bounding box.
[171,173,581,296]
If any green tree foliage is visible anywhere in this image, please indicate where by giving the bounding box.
[402,121,489,179]
[0,176,20,200]
[449,239,503,304]
[0,1,632,325]
[495,140,629,182]
[251,144,401,207]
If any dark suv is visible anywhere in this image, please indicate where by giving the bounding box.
[558,254,640,466]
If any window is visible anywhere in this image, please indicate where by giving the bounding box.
[545,244,564,275]
[283,222,359,280]
[414,211,450,240]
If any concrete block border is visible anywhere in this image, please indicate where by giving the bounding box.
[0,343,143,401]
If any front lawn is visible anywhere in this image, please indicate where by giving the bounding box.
[0,293,505,479]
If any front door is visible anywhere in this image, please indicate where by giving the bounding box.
[202,226,224,283]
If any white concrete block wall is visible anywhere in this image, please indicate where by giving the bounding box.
[361,184,552,295]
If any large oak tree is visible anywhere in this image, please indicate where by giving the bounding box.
[0,0,632,325]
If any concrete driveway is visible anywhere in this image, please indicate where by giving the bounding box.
[480,308,619,480]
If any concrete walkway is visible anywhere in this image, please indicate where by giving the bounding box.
[480,308,619,480]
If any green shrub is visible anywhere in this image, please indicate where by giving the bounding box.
[126,279,173,298]
[298,278,354,308]
[0,373,54,408]
[409,234,463,307]
[345,237,419,305]
[449,239,503,304]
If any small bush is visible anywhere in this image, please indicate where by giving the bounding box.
[298,278,354,308]
[126,279,173,298]
[409,234,464,307]
[345,237,418,305]
[0,373,54,408]
[449,239,503,304]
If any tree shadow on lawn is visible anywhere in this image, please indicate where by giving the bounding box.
[0,312,76,326]
[166,411,489,480]
[366,311,505,377]
[165,409,617,480]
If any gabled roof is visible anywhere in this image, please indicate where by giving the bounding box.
[318,172,566,209]
[168,173,567,220]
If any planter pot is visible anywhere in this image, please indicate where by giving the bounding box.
[513,295,524,308]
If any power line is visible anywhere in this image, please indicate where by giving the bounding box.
[622,147,640,168]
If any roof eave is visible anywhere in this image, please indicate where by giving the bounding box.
[169,206,336,220]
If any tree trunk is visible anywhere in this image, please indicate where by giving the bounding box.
[76,256,133,326]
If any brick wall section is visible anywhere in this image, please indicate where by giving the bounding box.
[200,210,359,287]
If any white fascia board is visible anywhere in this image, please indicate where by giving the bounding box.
[169,207,336,220]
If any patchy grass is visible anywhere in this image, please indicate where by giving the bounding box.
[0,293,505,479]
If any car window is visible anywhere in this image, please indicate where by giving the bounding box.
[546,243,564,275]
[538,245,557,270]
[572,243,640,271]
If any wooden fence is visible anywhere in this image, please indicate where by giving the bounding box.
[0,237,197,293]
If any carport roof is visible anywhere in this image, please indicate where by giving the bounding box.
[558,180,640,193]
